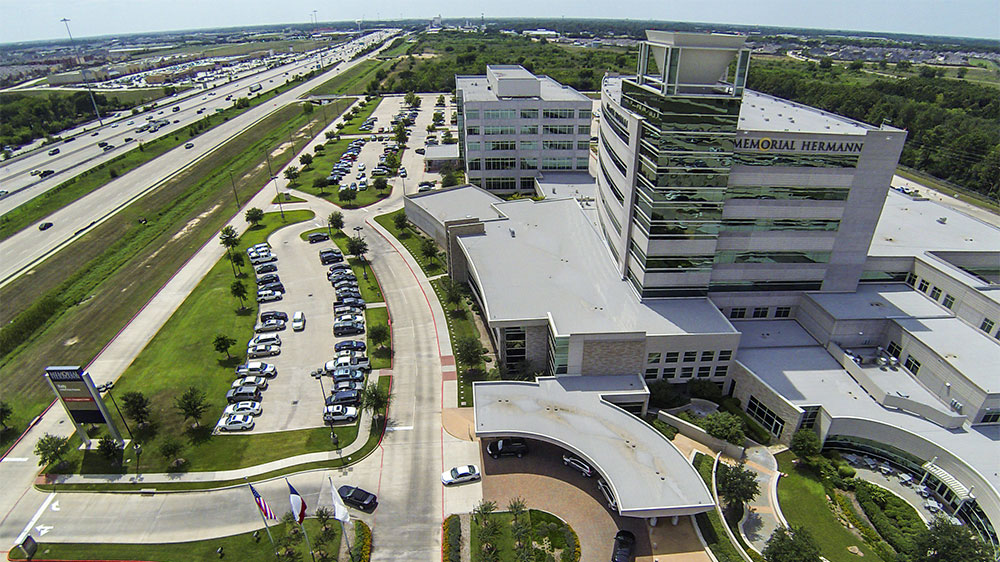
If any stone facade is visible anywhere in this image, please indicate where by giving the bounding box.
[730,361,804,444]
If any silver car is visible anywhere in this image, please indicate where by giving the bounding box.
[247,344,280,358]
[220,414,255,431]
[224,401,262,417]
[232,376,268,390]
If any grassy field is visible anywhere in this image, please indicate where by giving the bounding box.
[143,39,333,60]
[373,209,446,277]
[365,307,391,370]
[431,277,482,407]
[289,137,396,209]
[776,451,877,562]
[338,97,384,135]
[0,98,351,456]
[309,59,390,97]
[40,211,374,475]
[3,86,180,108]
[8,518,338,561]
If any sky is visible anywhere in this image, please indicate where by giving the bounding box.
[1,0,998,44]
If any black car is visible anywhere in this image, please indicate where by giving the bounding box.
[338,485,377,511]
[333,279,359,290]
[326,389,360,406]
[486,438,528,459]
[261,282,285,294]
[611,531,636,562]
[333,321,364,337]
[256,273,279,286]
[260,311,288,323]
[329,263,351,272]
[335,340,367,353]
[39,169,55,178]
[308,232,330,243]
[336,297,366,309]
[321,253,343,265]
[255,263,278,274]
[336,289,362,300]
[38,221,54,231]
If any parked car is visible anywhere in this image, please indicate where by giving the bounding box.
[259,311,287,323]
[256,273,280,286]
[442,465,481,486]
[338,486,378,511]
[329,367,365,382]
[336,297,366,309]
[254,319,286,333]
[235,362,276,377]
[232,376,269,390]
[292,311,306,331]
[597,478,618,511]
[336,289,363,300]
[224,401,262,417]
[249,333,281,347]
[251,254,277,265]
[334,353,369,371]
[226,386,262,404]
[333,279,359,290]
[256,290,281,304]
[611,530,636,562]
[334,379,365,392]
[486,438,528,459]
[308,232,330,243]
[219,414,255,431]
[323,405,358,423]
[562,453,593,477]
[335,340,366,352]
[334,305,364,316]
[260,282,285,294]
[333,321,364,337]
[247,344,280,358]
[326,390,360,406]
[254,263,277,274]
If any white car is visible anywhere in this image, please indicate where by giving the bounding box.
[292,311,306,331]
[335,313,365,325]
[232,376,269,390]
[256,291,282,304]
[323,405,358,423]
[250,333,281,347]
[357,162,366,171]
[562,453,593,477]
[247,344,280,358]
[235,361,275,377]
[224,401,262,417]
[220,414,254,431]
[442,465,481,486]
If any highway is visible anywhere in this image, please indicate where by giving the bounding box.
[0,30,396,287]
[0,31,388,212]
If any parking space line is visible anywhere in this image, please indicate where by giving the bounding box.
[13,492,55,546]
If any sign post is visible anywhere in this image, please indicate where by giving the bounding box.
[44,366,123,447]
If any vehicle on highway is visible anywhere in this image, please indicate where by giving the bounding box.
[38,222,54,231]
[185,143,195,149]
[226,386,262,403]
[224,401,262,417]
[219,414,255,431]
[308,232,330,243]
[65,136,76,142]
[48,148,60,156]
[338,485,378,511]
[486,438,528,459]
[39,169,55,178]
[247,344,280,358]
[232,376,269,390]
[102,144,115,152]
[292,311,306,331]
[611,530,636,562]
[335,340,366,353]
[255,263,278,274]
[30,169,41,176]
[235,361,276,377]
[254,319,286,332]
[259,311,288,323]
[249,333,281,347]
[562,453,593,477]
[597,478,618,511]
[124,137,134,143]
[442,465,481,486]
[326,390,360,406]
[0,190,8,199]
[323,405,358,423]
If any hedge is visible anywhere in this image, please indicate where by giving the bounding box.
[692,453,747,562]
[719,397,771,445]
[443,514,461,562]
[833,491,896,562]
[855,481,925,557]
[0,294,62,357]
[353,520,372,561]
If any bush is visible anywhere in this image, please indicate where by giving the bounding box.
[703,412,746,446]
[0,294,63,357]
[443,514,461,562]
[838,464,857,478]
[353,520,372,561]
[687,379,723,402]
[834,492,897,562]
[790,428,822,458]
[648,380,690,408]
[855,480,925,556]
[719,397,771,445]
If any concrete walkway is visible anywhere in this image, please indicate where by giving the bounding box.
[739,445,787,554]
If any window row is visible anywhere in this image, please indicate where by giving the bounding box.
[746,395,785,437]
[469,140,591,151]
[904,273,999,339]
[466,108,591,120]
[466,125,589,136]
[643,365,729,380]
[647,349,733,364]
[729,306,792,319]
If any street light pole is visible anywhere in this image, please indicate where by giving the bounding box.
[104,389,134,442]
[265,151,284,219]
[60,18,103,127]
[228,170,241,208]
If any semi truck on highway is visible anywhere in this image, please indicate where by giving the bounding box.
[249,83,263,93]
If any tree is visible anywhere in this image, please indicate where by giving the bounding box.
[912,517,991,562]
[121,391,152,426]
[369,324,389,349]
[763,526,820,562]
[919,66,938,79]
[956,67,968,79]
[230,251,245,275]
[507,497,527,524]
[314,143,325,153]
[454,336,483,367]
[404,92,421,107]
[441,278,463,310]
[34,433,70,467]
[175,386,209,428]
[327,211,344,236]
[0,401,12,430]
[472,499,497,526]
[373,177,388,193]
[717,461,760,511]
[818,57,833,69]
[420,237,439,265]
[360,381,390,423]
[284,166,300,183]
[346,236,368,259]
[896,60,912,71]
[392,211,408,232]
[789,429,821,458]
[213,334,237,359]
[219,226,241,277]
[703,412,746,445]
[98,435,122,463]
[436,94,445,106]
[299,153,313,168]
[338,187,357,206]
[441,170,458,187]
[245,207,265,227]
[230,280,248,310]
[159,439,182,461]
[393,121,408,145]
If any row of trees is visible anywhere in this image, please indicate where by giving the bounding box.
[1,91,138,150]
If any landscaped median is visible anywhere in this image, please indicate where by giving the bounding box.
[299,228,384,304]
[373,209,446,277]
[336,96,383,135]
[470,501,581,562]
[287,136,397,209]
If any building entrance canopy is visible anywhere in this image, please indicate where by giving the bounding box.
[473,376,715,519]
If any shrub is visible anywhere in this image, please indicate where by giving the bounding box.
[443,514,461,562]
[834,492,897,562]
[353,520,372,561]
[687,379,723,402]
[703,412,746,446]
[838,464,856,478]
[855,480,925,556]
[648,380,690,408]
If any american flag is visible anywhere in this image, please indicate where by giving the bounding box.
[249,483,276,520]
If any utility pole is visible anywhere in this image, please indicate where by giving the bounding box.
[60,18,103,126]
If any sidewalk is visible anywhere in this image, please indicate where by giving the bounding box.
[739,445,787,553]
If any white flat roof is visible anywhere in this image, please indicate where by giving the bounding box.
[457,198,736,335]
[423,143,460,160]
[871,191,1000,258]
[738,91,872,135]
[806,283,953,320]
[456,74,591,103]
[406,184,505,225]
[894,317,1000,394]
[474,376,715,518]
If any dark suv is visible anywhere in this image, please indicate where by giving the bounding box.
[611,531,636,562]
[486,438,528,459]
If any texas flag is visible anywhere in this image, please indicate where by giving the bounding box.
[286,479,307,524]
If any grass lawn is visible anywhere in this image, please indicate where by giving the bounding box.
[288,138,395,209]
[43,211,372,476]
[8,518,339,562]
[273,193,306,204]
[0,98,353,456]
[365,307,390,370]
[776,451,877,562]
[431,277,483,406]
[308,60,390,97]
[374,209,446,277]
[338,97,383,135]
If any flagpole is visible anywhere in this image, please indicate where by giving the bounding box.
[329,476,354,561]
[244,477,276,552]
[299,520,317,562]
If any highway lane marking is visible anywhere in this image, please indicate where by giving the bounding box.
[13,492,55,546]
[386,426,413,431]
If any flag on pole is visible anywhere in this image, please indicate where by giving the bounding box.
[286,479,307,524]
[330,478,351,524]
[249,483,277,520]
